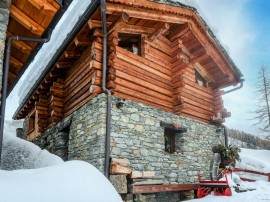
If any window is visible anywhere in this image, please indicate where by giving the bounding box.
[28,111,36,133]
[164,128,176,153]
[118,33,141,55]
[195,69,207,87]
[161,121,187,154]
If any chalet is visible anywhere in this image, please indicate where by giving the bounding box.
[3,0,243,200]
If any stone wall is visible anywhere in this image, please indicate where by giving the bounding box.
[110,96,224,183]
[0,0,11,94]
[25,93,224,201]
[26,94,107,173]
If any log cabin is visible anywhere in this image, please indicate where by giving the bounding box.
[9,0,243,200]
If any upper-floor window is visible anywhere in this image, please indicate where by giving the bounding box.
[195,69,207,87]
[118,33,141,55]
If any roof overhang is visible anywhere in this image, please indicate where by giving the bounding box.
[6,0,73,95]
[13,0,243,119]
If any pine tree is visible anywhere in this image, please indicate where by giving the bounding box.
[253,66,270,133]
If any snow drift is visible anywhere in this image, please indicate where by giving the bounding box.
[0,161,122,202]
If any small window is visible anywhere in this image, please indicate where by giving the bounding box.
[28,111,35,133]
[118,33,141,55]
[195,69,207,87]
[164,128,176,153]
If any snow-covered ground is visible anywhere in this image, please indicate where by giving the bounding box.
[0,161,122,202]
[1,122,121,202]
[190,148,270,202]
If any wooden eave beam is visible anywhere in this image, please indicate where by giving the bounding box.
[10,5,45,36]
[10,56,23,68]
[88,19,155,34]
[195,62,215,84]
[28,0,57,16]
[148,23,170,41]
[169,24,190,41]
[106,3,188,24]
[107,12,130,35]
[74,36,93,46]
[64,51,81,59]
[187,24,230,78]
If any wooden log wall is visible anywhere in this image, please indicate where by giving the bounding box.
[171,38,215,123]
[111,33,228,124]
[112,34,174,113]
[64,36,102,117]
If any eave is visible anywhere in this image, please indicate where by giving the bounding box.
[6,0,73,95]
[13,0,243,120]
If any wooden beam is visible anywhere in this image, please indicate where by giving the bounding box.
[88,20,155,34]
[64,51,81,59]
[106,3,188,24]
[107,12,130,35]
[10,5,45,36]
[10,56,23,69]
[8,32,32,54]
[28,0,57,16]
[132,184,199,194]
[149,23,170,41]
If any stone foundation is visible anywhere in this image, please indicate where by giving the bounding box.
[25,93,224,200]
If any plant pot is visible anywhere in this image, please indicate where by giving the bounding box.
[220,159,235,169]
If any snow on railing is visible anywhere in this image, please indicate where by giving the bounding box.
[234,168,270,182]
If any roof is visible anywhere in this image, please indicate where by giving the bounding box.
[6,0,72,94]
[152,0,243,78]
[13,0,243,119]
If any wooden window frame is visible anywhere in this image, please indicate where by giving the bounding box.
[118,33,142,56]
[195,69,208,87]
[28,110,36,134]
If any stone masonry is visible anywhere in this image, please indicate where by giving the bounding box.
[25,93,224,201]
[0,0,11,96]
[110,95,224,184]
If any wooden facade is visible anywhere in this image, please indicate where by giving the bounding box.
[14,0,242,140]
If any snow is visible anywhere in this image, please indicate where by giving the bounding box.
[0,161,122,202]
[1,121,121,202]
[189,148,270,201]
[1,134,63,170]
[237,148,270,173]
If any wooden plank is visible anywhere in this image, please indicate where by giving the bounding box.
[149,23,170,41]
[108,12,130,35]
[115,78,172,103]
[10,5,45,36]
[110,164,132,175]
[115,63,172,91]
[116,47,172,80]
[112,85,173,111]
[116,70,172,97]
[132,184,199,194]
[28,0,57,16]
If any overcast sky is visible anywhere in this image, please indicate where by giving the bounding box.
[6,0,270,137]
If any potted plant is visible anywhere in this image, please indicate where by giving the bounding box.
[212,144,241,168]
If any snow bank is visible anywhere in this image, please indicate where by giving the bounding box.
[237,148,270,173]
[1,135,63,170]
[0,161,122,202]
